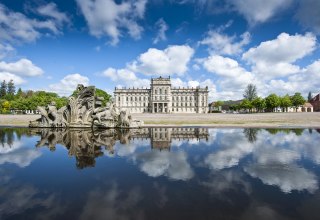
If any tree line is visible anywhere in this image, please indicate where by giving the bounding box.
[219,84,308,113]
[0,80,111,114]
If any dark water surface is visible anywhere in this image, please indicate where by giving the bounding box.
[1,127,320,220]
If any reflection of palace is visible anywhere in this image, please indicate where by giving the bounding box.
[150,128,209,150]
[32,128,209,168]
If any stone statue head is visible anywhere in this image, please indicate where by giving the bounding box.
[76,84,85,91]
[50,101,56,106]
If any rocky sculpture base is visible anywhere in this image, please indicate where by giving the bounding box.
[29,84,144,128]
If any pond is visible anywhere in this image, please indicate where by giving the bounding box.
[1,127,320,220]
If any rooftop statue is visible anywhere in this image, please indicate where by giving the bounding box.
[29,84,143,128]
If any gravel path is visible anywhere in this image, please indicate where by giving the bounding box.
[1,112,320,127]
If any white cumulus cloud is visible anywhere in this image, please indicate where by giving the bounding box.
[129,45,194,76]
[243,32,317,80]
[49,73,90,96]
[76,0,147,45]
[200,29,251,55]
[0,59,44,77]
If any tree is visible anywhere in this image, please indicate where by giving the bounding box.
[214,101,224,107]
[265,94,280,112]
[280,94,292,112]
[291,92,305,112]
[95,88,111,106]
[0,80,7,98]
[243,84,257,101]
[240,99,252,112]
[16,88,23,98]
[1,100,10,113]
[308,91,312,101]
[7,80,15,95]
[252,97,266,112]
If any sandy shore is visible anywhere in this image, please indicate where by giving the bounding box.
[1,112,320,128]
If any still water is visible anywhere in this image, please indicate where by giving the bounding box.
[1,127,320,220]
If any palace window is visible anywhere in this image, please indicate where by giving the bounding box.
[160,88,162,94]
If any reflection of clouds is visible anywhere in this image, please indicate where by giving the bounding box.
[205,131,253,170]
[135,150,194,181]
[245,164,318,193]
[202,170,251,198]
[202,128,320,193]
[153,182,168,208]
[240,202,291,220]
[0,140,41,167]
[244,130,319,193]
[0,184,63,219]
[253,147,300,165]
[115,139,149,157]
[80,183,144,220]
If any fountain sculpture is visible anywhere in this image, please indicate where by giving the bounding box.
[29,84,143,128]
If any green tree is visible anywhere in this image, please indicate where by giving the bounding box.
[95,88,111,106]
[252,97,266,113]
[291,92,305,112]
[7,80,15,95]
[265,93,280,112]
[243,84,257,101]
[0,80,7,98]
[16,88,23,98]
[280,94,292,112]
[1,100,10,113]
[308,91,312,101]
[214,101,224,107]
[240,99,253,112]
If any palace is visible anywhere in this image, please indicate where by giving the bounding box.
[114,76,209,113]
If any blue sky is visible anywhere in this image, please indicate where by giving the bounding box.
[0,0,319,101]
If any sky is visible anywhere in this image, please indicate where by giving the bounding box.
[0,0,319,101]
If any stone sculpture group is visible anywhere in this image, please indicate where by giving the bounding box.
[29,84,143,128]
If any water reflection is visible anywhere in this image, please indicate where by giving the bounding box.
[31,128,209,169]
[1,127,320,220]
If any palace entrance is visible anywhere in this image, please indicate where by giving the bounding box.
[153,103,168,113]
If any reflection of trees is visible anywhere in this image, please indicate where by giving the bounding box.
[266,128,305,135]
[0,127,30,147]
[243,128,259,143]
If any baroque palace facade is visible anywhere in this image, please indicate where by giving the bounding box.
[114,76,209,113]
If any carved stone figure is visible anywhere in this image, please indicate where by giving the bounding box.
[29,84,144,128]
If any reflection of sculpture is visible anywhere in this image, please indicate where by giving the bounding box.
[33,128,118,169]
[31,127,209,168]
[29,84,143,128]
